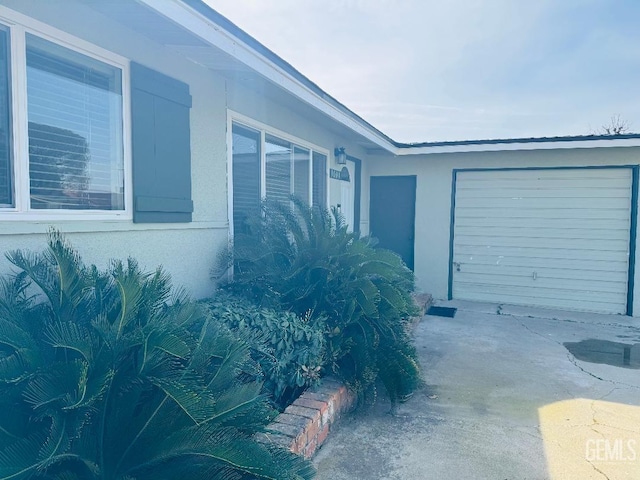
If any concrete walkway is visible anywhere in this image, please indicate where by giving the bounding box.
[313,301,640,480]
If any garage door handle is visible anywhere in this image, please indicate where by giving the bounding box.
[453,262,461,272]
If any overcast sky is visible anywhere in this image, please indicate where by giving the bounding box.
[204,0,640,143]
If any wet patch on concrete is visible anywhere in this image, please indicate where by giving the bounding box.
[564,339,640,369]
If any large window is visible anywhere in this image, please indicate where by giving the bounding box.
[231,120,328,235]
[0,15,127,216]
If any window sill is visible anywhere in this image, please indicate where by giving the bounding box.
[0,220,228,236]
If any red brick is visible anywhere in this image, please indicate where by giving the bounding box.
[316,424,330,446]
[294,397,326,411]
[267,422,300,439]
[302,440,317,459]
[285,405,321,422]
[295,431,308,451]
[300,391,333,403]
[276,413,309,429]
[304,420,319,441]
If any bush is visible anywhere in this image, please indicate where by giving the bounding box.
[226,199,422,403]
[0,231,314,480]
[206,292,325,409]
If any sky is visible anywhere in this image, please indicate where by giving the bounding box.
[203,0,640,143]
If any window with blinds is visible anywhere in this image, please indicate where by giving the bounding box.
[231,121,328,235]
[232,124,260,233]
[26,34,124,210]
[312,152,327,209]
[265,134,292,205]
[293,146,310,203]
[0,28,11,207]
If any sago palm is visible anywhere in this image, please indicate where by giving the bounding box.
[228,198,421,403]
[0,230,314,480]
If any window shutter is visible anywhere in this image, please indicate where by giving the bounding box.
[130,62,193,223]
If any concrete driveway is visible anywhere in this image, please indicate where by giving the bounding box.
[313,301,640,480]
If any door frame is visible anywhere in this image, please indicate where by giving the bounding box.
[346,154,361,233]
[370,174,417,270]
[448,165,639,315]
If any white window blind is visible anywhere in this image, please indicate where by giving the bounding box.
[232,124,261,233]
[0,27,11,207]
[312,152,327,209]
[293,146,310,204]
[265,134,291,205]
[26,34,124,210]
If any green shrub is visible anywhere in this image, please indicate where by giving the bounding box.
[226,199,421,403]
[206,292,325,409]
[0,231,314,480]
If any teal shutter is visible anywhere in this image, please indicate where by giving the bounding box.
[130,62,193,223]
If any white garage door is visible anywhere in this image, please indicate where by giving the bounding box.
[452,168,633,314]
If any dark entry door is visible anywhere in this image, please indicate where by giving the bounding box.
[369,176,416,270]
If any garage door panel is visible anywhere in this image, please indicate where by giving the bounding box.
[455,226,629,241]
[457,254,628,273]
[452,168,633,314]
[455,272,627,294]
[455,207,631,220]
[456,196,630,210]
[459,168,631,181]
[455,235,629,252]
[456,187,631,199]
[453,281,627,304]
[454,217,628,230]
[458,264,628,283]
[455,245,628,262]
[456,290,625,315]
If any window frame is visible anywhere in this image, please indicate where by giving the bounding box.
[227,111,330,239]
[0,5,132,221]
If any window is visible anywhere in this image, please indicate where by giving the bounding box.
[232,123,260,233]
[0,13,128,217]
[26,35,124,210]
[231,119,328,235]
[0,27,12,207]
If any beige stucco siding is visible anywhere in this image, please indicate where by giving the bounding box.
[365,146,640,315]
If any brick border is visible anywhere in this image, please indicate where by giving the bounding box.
[257,293,431,459]
[258,377,355,458]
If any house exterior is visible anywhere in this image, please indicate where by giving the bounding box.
[364,137,640,316]
[0,0,639,316]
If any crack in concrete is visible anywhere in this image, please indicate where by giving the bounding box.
[566,353,640,391]
[585,459,612,480]
[517,318,640,391]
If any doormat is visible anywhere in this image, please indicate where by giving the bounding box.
[426,306,457,318]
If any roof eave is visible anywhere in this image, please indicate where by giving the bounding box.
[395,135,640,156]
[138,0,397,153]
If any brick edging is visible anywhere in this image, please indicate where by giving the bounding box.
[257,377,355,458]
[257,293,431,459]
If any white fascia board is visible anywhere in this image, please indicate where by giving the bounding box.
[137,0,396,153]
[396,137,640,156]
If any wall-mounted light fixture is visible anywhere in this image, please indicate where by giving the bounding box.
[334,147,347,165]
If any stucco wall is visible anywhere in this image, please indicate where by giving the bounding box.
[365,146,640,314]
[0,0,367,297]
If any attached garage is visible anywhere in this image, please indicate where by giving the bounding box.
[450,167,637,315]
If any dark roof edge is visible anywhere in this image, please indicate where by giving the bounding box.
[396,133,640,149]
[184,0,396,147]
